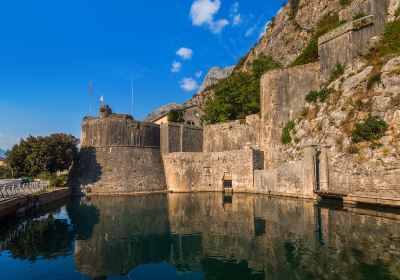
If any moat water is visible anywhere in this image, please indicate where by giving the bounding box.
[0,193,400,279]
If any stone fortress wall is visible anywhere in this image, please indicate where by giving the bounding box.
[318,0,388,80]
[70,107,167,195]
[72,0,399,207]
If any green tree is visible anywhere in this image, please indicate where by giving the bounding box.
[204,72,260,124]
[7,134,79,177]
[252,54,282,79]
[167,109,184,123]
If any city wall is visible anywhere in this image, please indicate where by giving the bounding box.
[70,114,167,195]
[203,115,260,153]
[163,149,264,193]
[160,123,203,154]
[260,62,320,168]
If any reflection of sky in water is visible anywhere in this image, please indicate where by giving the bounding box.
[0,194,399,279]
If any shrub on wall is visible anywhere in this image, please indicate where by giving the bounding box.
[291,14,345,67]
[328,62,345,83]
[380,19,400,56]
[281,121,296,144]
[352,115,388,143]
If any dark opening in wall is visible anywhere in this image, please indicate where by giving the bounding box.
[254,218,266,237]
[223,180,232,188]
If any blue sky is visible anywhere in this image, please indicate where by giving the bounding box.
[0,0,282,149]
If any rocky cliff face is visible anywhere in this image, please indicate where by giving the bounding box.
[198,66,234,92]
[279,56,400,189]
[142,102,182,122]
[184,66,233,109]
[242,0,342,69]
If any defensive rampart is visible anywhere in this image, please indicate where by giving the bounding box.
[70,112,167,195]
[160,123,203,154]
[163,149,264,193]
[260,63,320,167]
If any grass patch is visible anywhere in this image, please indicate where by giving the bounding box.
[291,14,346,66]
[364,19,400,65]
[281,121,296,144]
[353,12,366,20]
[352,115,388,143]
[347,144,359,154]
[395,6,400,18]
[301,107,309,118]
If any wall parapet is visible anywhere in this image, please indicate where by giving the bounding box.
[318,16,374,46]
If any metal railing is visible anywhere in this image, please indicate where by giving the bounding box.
[0,182,49,202]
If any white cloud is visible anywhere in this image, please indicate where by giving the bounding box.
[176,47,193,60]
[171,61,182,73]
[209,19,229,33]
[230,2,239,15]
[180,78,199,91]
[232,14,242,26]
[245,25,257,37]
[230,2,242,26]
[195,71,203,78]
[190,0,229,34]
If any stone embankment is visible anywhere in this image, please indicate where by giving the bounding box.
[0,188,70,220]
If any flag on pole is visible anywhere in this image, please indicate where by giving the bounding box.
[99,95,104,104]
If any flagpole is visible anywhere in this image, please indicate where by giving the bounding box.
[131,80,134,119]
[89,80,93,116]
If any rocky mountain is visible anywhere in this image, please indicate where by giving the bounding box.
[198,66,234,92]
[142,102,182,122]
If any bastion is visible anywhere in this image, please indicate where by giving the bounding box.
[69,105,167,195]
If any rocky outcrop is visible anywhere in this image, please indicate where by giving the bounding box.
[142,102,182,122]
[279,56,400,192]
[241,0,342,69]
[198,66,234,92]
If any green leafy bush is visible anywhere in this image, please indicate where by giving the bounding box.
[352,115,388,143]
[252,55,282,78]
[305,88,333,103]
[204,72,260,124]
[281,121,296,144]
[291,14,345,66]
[167,109,184,123]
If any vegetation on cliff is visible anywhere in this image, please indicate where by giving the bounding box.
[6,134,79,178]
[204,55,281,124]
[281,121,296,144]
[291,14,345,67]
[352,115,388,143]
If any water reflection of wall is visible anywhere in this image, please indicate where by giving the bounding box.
[70,194,400,279]
[73,195,171,278]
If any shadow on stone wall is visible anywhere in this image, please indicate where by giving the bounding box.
[68,147,102,195]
